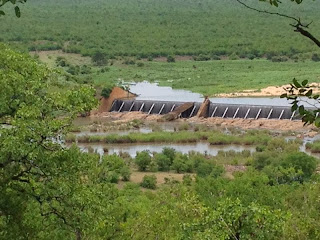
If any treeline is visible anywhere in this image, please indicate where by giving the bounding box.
[1,0,320,59]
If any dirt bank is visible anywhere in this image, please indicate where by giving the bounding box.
[216,82,320,97]
[94,87,136,114]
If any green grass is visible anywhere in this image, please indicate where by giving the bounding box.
[93,59,320,95]
[1,0,320,58]
[66,130,274,145]
[306,141,320,153]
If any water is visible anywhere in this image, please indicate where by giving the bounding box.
[77,142,256,158]
[128,81,318,107]
[75,134,320,159]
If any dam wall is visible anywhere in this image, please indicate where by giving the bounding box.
[110,99,300,120]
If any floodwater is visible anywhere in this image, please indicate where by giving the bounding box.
[77,142,256,158]
[128,81,318,107]
[73,133,320,158]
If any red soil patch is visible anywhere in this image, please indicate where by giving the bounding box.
[94,87,136,114]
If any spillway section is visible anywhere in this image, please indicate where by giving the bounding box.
[110,99,300,120]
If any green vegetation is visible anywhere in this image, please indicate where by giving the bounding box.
[140,175,157,189]
[306,140,320,153]
[3,0,320,238]
[1,0,320,59]
[67,129,275,145]
[93,59,320,95]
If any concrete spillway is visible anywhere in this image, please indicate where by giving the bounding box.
[110,99,300,120]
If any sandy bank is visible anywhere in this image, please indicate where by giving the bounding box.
[216,82,320,97]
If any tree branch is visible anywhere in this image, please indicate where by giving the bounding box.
[236,0,320,49]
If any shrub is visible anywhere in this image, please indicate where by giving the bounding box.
[80,65,92,74]
[120,166,131,181]
[140,175,157,189]
[271,56,288,62]
[229,53,239,60]
[311,53,320,62]
[162,147,176,164]
[92,51,108,66]
[196,161,224,178]
[155,153,171,171]
[135,151,152,171]
[172,154,193,173]
[281,152,317,180]
[56,56,69,67]
[167,55,175,63]
[67,65,80,75]
[101,87,113,98]
[182,174,193,186]
[123,59,136,65]
[211,55,221,60]
[137,62,144,67]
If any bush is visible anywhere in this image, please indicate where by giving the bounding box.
[140,175,157,189]
[80,65,92,74]
[196,161,224,178]
[167,55,175,63]
[123,59,136,65]
[101,87,113,98]
[162,147,176,164]
[56,56,69,67]
[271,56,288,62]
[182,174,193,186]
[172,154,193,173]
[155,153,171,171]
[120,166,131,181]
[137,62,144,67]
[311,53,320,62]
[229,53,239,60]
[281,152,317,181]
[92,51,108,66]
[135,151,152,171]
[67,65,80,75]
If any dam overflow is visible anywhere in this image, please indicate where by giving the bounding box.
[110,99,299,120]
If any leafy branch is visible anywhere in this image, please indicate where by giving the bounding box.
[281,79,320,126]
[236,0,320,49]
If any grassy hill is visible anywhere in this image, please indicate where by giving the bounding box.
[1,0,320,58]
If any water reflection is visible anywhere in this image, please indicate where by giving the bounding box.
[128,81,318,107]
[77,142,256,158]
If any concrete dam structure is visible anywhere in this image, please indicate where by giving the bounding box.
[110,99,300,120]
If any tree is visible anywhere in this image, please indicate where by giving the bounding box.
[92,51,108,66]
[0,43,126,239]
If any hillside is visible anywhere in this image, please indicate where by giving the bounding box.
[1,0,320,57]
